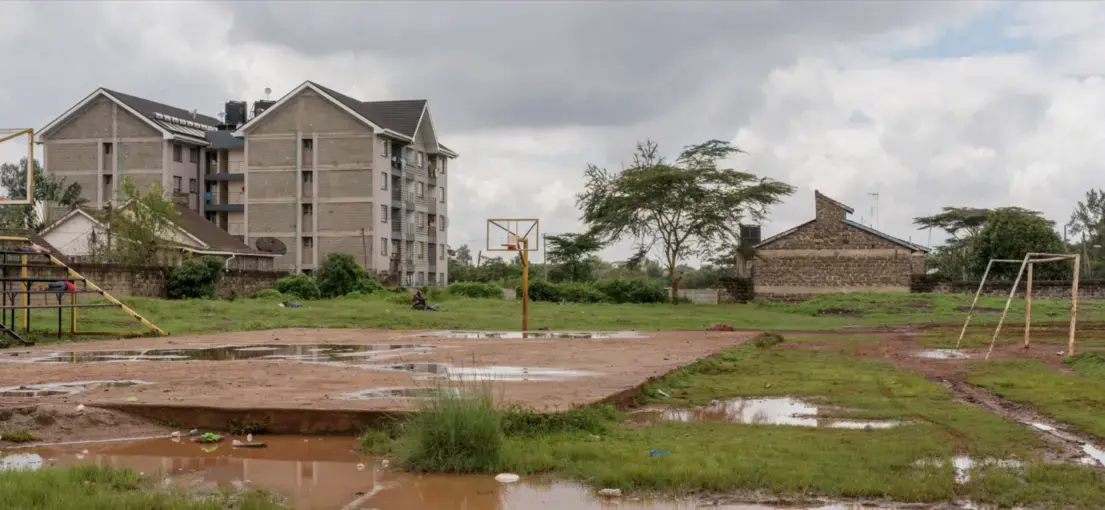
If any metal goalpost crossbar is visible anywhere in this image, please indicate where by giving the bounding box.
[956,253,1081,360]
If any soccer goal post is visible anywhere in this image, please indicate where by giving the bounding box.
[955,253,1081,360]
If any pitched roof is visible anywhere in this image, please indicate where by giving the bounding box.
[841,219,930,253]
[205,131,244,150]
[103,88,221,127]
[169,203,261,254]
[308,81,426,137]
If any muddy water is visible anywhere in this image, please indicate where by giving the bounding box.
[0,344,435,365]
[0,436,863,509]
[416,330,643,339]
[628,398,908,429]
[914,349,976,360]
[0,380,150,397]
[363,362,599,381]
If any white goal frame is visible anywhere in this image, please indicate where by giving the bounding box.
[956,253,1081,360]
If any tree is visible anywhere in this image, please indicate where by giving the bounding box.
[453,244,472,265]
[91,177,178,265]
[578,139,795,303]
[545,232,605,282]
[0,157,87,230]
[972,208,1067,279]
[1068,188,1105,247]
[915,206,1045,279]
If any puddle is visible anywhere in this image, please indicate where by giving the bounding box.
[0,380,151,398]
[0,436,869,509]
[628,398,909,429]
[340,387,458,400]
[365,362,599,381]
[0,344,434,365]
[914,349,976,359]
[915,457,1023,484]
[417,330,643,339]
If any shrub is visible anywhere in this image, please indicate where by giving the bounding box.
[751,332,785,349]
[249,289,284,299]
[0,429,39,443]
[316,252,369,298]
[448,282,502,299]
[522,279,561,302]
[557,282,606,303]
[356,274,383,294]
[167,257,225,299]
[594,277,667,304]
[400,382,503,472]
[275,273,321,300]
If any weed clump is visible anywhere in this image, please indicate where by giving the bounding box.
[0,430,39,443]
[401,383,503,472]
[751,332,785,349]
[1064,351,1105,379]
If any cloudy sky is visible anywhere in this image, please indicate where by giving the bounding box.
[2,0,1104,263]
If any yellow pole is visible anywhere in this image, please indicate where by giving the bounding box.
[70,290,77,334]
[48,254,168,336]
[1024,263,1032,349]
[19,254,27,330]
[1070,255,1081,357]
[520,238,529,332]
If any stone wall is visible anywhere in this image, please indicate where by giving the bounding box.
[666,288,720,304]
[26,263,288,299]
[910,274,1105,299]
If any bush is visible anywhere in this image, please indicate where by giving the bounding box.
[557,282,606,303]
[400,382,503,472]
[167,257,225,299]
[448,282,502,299]
[316,252,370,298]
[751,332,785,349]
[249,289,284,299]
[594,278,667,303]
[275,273,321,300]
[356,274,383,294]
[523,279,562,302]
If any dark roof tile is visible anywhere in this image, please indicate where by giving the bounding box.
[205,131,244,150]
[102,88,221,127]
[309,82,426,137]
[170,203,260,254]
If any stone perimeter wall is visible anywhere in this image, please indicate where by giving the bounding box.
[26,264,288,299]
[910,274,1105,299]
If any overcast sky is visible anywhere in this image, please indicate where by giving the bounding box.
[2,1,1104,264]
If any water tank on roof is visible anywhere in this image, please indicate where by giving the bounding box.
[252,100,276,118]
[224,101,247,127]
[739,224,761,246]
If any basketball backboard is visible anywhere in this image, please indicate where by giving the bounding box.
[486,218,539,252]
[0,128,35,205]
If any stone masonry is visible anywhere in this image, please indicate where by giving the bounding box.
[753,191,928,301]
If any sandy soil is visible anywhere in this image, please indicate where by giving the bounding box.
[0,403,171,445]
[0,328,754,440]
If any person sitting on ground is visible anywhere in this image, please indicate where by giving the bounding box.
[412,290,427,310]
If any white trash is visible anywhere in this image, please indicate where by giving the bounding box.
[356,463,366,471]
[76,404,86,412]
[598,488,622,497]
[381,459,390,468]
[494,473,520,483]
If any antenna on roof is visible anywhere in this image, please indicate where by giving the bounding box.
[264,87,272,100]
[191,109,198,120]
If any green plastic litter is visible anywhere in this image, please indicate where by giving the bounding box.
[202,433,221,441]
[126,397,138,402]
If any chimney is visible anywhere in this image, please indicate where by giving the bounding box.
[814,190,853,222]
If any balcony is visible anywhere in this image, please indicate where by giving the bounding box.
[390,158,403,175]
[205,203,244,213]
[205,172,244,182]
[403,191,415,210]
[405,223,417,241]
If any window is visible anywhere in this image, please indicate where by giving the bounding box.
[380,205,388,223]
[303,237,314,248]
[189,178,197,193]
[302,204,313,215]
[380,237,388,256]
[440,244,445,260]
[439,215,446,231]
[189,147,199,163]
[302,171,313,184]
[417,242,424,259]
[173,144,182,162]
[302,139,313,151]
[416,182,424,198]
[440,187,446,203]
[417,272,424,285]
[417,151,425,167]
[416,212,424,227]
[441,159,447,174]
[103,142,112,156]
[172,176,182,193]
[381,172,388,190]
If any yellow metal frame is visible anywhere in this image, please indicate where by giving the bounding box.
[485,218,539,331]
[0,128,35,205]
[0,235,168,337]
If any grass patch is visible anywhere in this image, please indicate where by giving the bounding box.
[965,463,1105,509]
[0,465,284,509]
[399,382,504,472]
[0,430,39,443]
[971,358,1105,440]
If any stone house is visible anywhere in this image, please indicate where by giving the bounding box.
[752,190,929,301]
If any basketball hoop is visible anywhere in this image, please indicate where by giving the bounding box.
[504,244,517,251]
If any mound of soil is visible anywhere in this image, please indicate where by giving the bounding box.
[0,404,170,445]
[706,322,736,332]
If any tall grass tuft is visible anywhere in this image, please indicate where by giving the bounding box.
[400,380,504,472]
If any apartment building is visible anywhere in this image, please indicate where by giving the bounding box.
[37,82,455,285]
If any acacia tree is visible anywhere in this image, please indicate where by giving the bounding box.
[914,206,1044,279]
[0,157,87,230]
[577,139,795,303]
[972,208,1067,279]
[91,177,179,265]
[1068,188,1105,247]
[545,232,604,282]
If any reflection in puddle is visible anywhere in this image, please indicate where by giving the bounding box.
[365,362,599,382]
[914,349,975,359]
[0,380,151,398]
[0,344,435,365]
[417,330,643,339]
[628,398,908,429]
[340,387,459,400]
[0,437,863,510]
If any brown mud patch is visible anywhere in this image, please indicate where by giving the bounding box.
[0,403,170,445]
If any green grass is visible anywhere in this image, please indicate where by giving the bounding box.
[0,430,39,443]
[971,358,1105,440]
[0,465,284,509]
[399,381,504,472]
[357,343,1105,504]
[21,291,1105,344]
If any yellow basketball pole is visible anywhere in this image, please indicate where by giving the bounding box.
[520,238,529,332]
[19,254,27,330]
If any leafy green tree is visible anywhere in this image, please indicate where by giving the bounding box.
[578,139,795,302]
[545,232,604,282]
[315,252,370,298]
[453,244,472,265]
[91,177,178,265]
[915,206,1046,279]
[1068,188,1105,246]
[0,157,87,230]
[973,208,1067,279]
